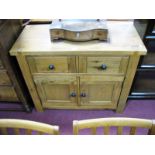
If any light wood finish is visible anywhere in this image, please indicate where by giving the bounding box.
[25,129,32,134]
[79,56,129,74]
[16,54,43,111]
[117,126,123,135]
[117,54,140,113]
[27,56,76,73]
[13,128,20,135]
[80,75,123,108]
[91,127,97,135]
[73,117,154,135]
[0,70,12,85]
[34,75,78,108]
[10,22,147,56]
[148,120,155,135]
[130,127,137,135]
[33,75,124,109]
[0,119,59,135]
[104,126,110,135]
[0,86,19,101]
[30,19,52,23]
[9,21,147,112]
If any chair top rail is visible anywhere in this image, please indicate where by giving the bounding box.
[0,119,59,135]
[73,117,153,130]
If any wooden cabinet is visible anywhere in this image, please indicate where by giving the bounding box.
[10,21,147,112]
[0,20,31,112]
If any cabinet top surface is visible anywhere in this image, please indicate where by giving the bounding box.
[10,21,147,56]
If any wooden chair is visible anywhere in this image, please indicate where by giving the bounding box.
[0,119,59,135]
[73,117,155,135]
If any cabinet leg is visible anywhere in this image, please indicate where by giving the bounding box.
[16,54,43,112]
[117,54,140,113]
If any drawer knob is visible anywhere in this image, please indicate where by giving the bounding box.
[100,64,107,70]
[70,92,76,97]
[80,93,86,97]
[49,64,55,70]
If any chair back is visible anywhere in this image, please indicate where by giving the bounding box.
[0,119,59,135]
[73,117,155,135]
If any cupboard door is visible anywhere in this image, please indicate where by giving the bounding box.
[34,75,78,108]
[80,76,124,109]
[27,56,76,73]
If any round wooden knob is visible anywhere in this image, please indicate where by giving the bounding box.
[80,93,86,97]
[101,64,107,70]
[49,64,55,70]
[70,92,76,97]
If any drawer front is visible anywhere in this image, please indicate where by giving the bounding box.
[0,86,19,102]
[79,56,129,74]
[0,70,12,85]
[27,56,76,73]
[80,75,124,109]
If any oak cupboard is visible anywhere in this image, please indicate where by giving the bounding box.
[10,21,147,112]
[33,75,123,109]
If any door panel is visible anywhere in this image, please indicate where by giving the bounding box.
[33,75,78,108]
[0,86,19,102]
[0,70,12,85]
[80,75,124,108]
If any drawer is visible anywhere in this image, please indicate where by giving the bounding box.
[0,60,4,69]
[27,56,76,73]
[79,56,129,74]
[0,86,19,102]
[0,70,12,85]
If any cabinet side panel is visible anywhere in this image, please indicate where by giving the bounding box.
[16,54,43,112]
[117,54,140,113]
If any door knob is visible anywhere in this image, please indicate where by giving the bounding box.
[49,64,55,70]
[100,64,107,70]
[70,92,76,97]
[80,93,86,97]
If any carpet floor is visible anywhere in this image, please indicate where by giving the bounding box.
[0,100,155,135]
